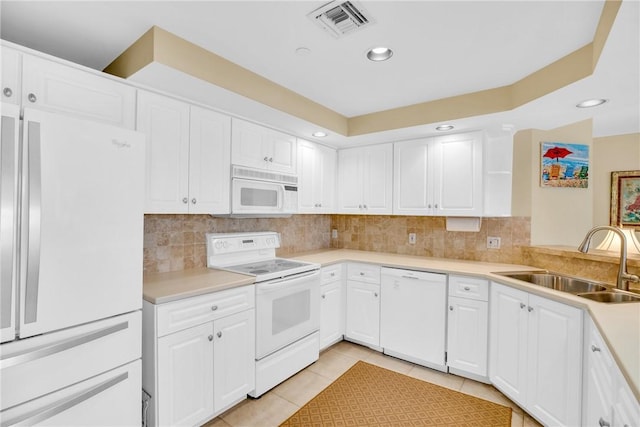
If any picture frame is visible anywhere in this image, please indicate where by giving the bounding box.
[610,170,640,228]
[540,142,589,188]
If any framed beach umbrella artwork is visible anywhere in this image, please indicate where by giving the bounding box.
[540,142,589,188]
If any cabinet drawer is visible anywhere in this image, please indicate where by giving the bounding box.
[448,275,488,301]
[157,285,254,337]
[322,264,343,284]
[347,263,380,284]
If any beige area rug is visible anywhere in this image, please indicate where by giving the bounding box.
[280,361,512,427]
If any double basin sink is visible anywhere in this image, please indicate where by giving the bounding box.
[496,271,640,303]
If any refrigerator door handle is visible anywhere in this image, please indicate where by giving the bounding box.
[1,113,17,333]
[0,321,128,369]
[2,371,129,426]
[24,120,42,324]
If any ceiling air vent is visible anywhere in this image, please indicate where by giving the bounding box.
[307,1,374,38]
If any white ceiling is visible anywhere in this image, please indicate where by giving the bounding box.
[1,1,638,147]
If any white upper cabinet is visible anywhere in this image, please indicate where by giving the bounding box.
[21,54,136,129]
[137,90,231,214]
[338,143,393,214]
[1,46,21,105]
[231,118,296,174]
[394,132,483,216]
[297,139,336,213]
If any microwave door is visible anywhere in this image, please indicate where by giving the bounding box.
[233,179,284,214]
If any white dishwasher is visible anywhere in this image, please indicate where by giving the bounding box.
[380,267,447,372]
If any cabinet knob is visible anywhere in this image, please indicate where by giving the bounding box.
[330,272,335,277]
[2,87,12,97]
[27,93,37,103]
[211,305,218,311]
[360,272,365,276]
[435,204,438,209]
[374,292,378,297]
[527,306,534,312]
[599,417,611,427]
[217,331,222,338]
[263,156,269,161]
[428,204,432,209]
[449,306,453,311]
[182,197,188,204]
[591,345,601,353]
[269,157,273,162]
[208,334,214,341]
[520,303,526,309]
[464,286,471,291]
[363,204,368,209]
[318,203,322,207]
[191,198,197,204]
[321,294,326,299]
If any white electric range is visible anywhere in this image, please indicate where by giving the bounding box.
[206,232,320,397]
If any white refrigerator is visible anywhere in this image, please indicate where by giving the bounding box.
[0,104,145,426]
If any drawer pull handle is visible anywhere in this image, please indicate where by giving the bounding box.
[217,331,222,338]
[211,305,218,311]
[463,286,471,291]
[527,306,534,312]
[599,417,610,427]
[591,345,601,353]
[208,335,213,341]
[520,303,526,309]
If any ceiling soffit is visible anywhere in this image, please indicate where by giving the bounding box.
[103,1,620,138]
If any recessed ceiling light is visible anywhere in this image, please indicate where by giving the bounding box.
[367,46,393,62]
[312,131,327,137]
[576,98,608,108]
[436,125,454,131]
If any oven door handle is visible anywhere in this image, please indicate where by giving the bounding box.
[257,270,319,293]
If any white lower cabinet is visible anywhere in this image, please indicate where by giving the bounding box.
[490,282,583,427]
[446,275,489,381]
[143,285,255,427]
[380,268,447,370]
[583,316,640,427]
[345,264,381,348]
[320,264,344,350]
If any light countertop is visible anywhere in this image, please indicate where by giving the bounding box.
[143,248,639,401]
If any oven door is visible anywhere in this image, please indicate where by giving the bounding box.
[232,178,284,215]
[255,269,320,359]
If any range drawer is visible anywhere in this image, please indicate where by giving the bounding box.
[321,264,343,284]
[448,275,489,301]
[347,263,380,284]
[156,285,254,337]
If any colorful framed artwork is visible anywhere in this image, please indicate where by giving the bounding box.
[540,142,589,188]
[611,170,640,228]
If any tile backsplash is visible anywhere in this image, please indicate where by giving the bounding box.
[143,214,530,274]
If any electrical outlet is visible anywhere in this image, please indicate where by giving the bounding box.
[409,233,417,244]
[332,229,338,239]
[487,237,501,249]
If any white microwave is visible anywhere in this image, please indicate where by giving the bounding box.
[230,166,298,217]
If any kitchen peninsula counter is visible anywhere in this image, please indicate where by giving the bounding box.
[143,248,639,400]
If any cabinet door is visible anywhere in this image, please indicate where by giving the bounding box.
[137,90,190,213]
[489,282,528,407]
[158,322,214,427]
[345,281,380,347]
[337,147,364,213]
[213,310,255,414]
[317,143,337,212]
[613,370,640,427]
[297,140,319,213]
[1,46,21,105]
[266,128,297,174]
[21,54,136,128]
[380,271,446,367]
[433,132,483,216]
[189,106,231,214]
[362,144,393,214]
[393,138,433,215]
[447,296,488,377]
[320,280,343,350]
[526,294,583,427]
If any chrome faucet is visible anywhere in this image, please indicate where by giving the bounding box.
[578,225,640,291]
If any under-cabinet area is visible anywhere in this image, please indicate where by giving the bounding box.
[141,253,640,427]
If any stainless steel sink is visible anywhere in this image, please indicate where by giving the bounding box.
[497,271,608,294]
[576,291,640,303]
[496,271,640,303]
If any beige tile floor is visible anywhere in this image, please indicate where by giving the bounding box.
[204,340,543,427]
